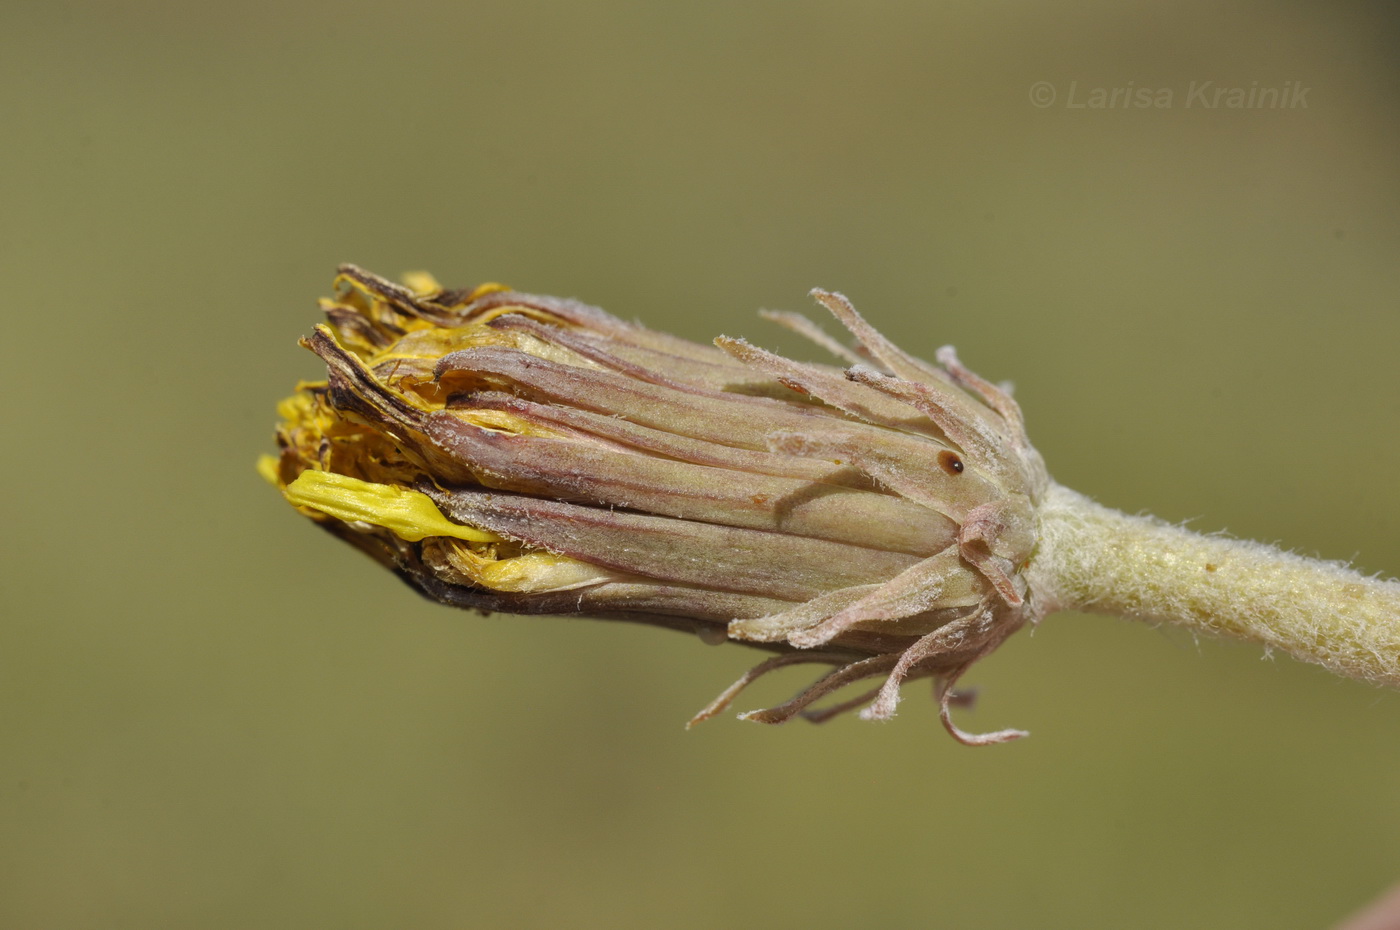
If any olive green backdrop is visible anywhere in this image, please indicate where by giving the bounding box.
[3,1,1398,927]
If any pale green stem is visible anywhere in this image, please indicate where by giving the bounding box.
[1028,483,1400,688]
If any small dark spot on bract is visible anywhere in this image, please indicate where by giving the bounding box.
[938,450,964,475]
[1205,563,1218,572]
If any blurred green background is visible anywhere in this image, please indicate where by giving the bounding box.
[3,1,1398,927]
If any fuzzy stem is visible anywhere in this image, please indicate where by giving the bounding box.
[1028,483,1400,687]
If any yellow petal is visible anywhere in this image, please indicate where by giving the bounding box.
[256,454,281,487]
[283,471,500,543]
[401,270,443,296]
[469,550,613,593]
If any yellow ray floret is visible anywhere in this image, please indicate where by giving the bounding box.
[426,538,617,593]
[282,470,500,543]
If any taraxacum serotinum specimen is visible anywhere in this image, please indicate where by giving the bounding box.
[263,266,1400,744]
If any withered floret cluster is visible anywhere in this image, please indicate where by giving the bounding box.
[265,266,1051,743]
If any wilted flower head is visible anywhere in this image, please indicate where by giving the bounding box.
[263,266,1051,742]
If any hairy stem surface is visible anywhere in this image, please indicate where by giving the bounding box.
[1029,484,1400,687]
